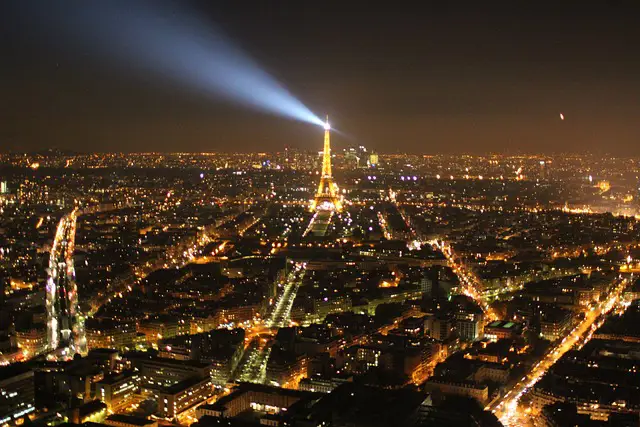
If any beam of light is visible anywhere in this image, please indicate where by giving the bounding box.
[9,0,324,127]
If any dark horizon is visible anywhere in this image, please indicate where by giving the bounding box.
[2,1,640,154]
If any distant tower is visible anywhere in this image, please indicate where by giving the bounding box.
[539,160,547,180]
[311,117,342,212]
[369,152,379,168]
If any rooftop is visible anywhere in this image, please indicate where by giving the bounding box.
[211,383,315,411]
[98,370,138,386]
[486,320,523,331]
[162,375,209,395]
[0,362,33,382]
[106,414,155,427]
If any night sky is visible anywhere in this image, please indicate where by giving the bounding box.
[1,1,640,154]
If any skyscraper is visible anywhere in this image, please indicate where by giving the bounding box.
[369,152,379,168]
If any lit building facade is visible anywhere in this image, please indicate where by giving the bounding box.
[96,371,141,411]
[157,376,213,419]
[15,326,47,358]
[86,319,137,351]
[424,379,489,405]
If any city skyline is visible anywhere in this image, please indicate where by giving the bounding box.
[3,3,640,427]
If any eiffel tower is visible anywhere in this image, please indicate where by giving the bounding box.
[311,117,342,212]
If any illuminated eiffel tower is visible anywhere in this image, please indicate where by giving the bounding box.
[311,117,342,212]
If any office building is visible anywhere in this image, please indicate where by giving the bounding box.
[96,370,141,411]
[157,376,213,419]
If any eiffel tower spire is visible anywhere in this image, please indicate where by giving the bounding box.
[311,116,342,212]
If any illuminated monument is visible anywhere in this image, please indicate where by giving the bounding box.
[311,117,342,212]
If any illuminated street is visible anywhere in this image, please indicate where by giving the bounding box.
[265,266,306,328]
[490,277,630,426]
[46,210,86,359]
[237,341,273,384]
[86,218,218,315]
[237,265,306,383]
[431,239,498,320]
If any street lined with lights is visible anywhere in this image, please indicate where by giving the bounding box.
[45,210,86,360]
[431,239,498,321]
[237,264,306,383]
[490,277,630,426]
